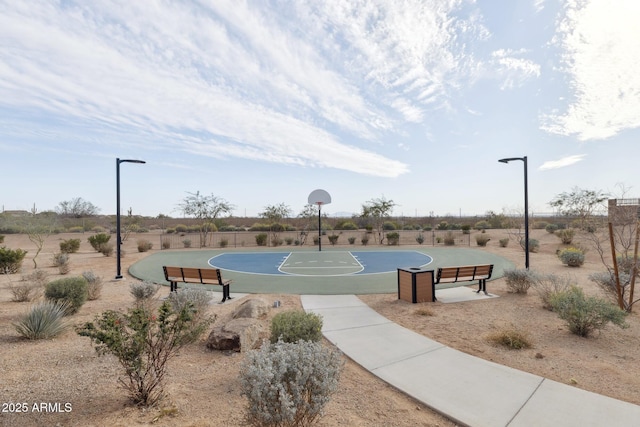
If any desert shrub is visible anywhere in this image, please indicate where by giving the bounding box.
[475,234,490,247]
[77,300,210,406]
[60,238,81,254]
[503,268,536,294]
[0,235,4,243]
[335,221,358,230]
[271,237,283,247]
[255,233,268,246]
[589,271,633,310]
[532,221,548,230]
[285,237,294,245]
[531,273,573,310]
[0,246,28,274]
[44,277,88,315]
[545,223,559,234]
[443,231,455,246]
[52,252,71,275]
[487,328,532,349]
[137,239,153,252]
[181,239,191,248]
[219,238,229,248]
[555,228,575,245]
[386,232,400,246]
[414,307,434,317]
[88,233,111,252]
[159,239,170,249]
[9,270,48,302]
[345,237,354,245]
[323,234,337,246]
[415,233,425,244]
[175,224,188,233]
[499,238,509,248]
[382,221,398,231]
[461,225,471,234]
[474,220,490,230]
[520,238,539,253]
[13,301,70,340]
[558,247,585,267]
[361,235,369,245]
[129,281,160,302]
[270,310,323,344]
[68,226,84,233]
[239,340,343,427]
[165,227,176,234]
[99,242,114,257]
[82,270,104,300]
[549,286,628,337]
[91,226,106,233]
[167,287,212,318]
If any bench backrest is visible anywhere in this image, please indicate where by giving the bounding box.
[436,264,493,283]
[163,266,223,285]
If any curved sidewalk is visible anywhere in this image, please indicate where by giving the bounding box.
[301,294,640,427]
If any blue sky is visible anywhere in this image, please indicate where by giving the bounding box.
[2,0,639,219]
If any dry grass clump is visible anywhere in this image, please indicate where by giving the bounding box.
[414,307,434,317]
[486,328,532,350]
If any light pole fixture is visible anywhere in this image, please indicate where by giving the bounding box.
[116,158,146,279]
[498,156,529,270]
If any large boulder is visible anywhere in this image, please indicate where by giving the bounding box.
[232,297,271,319]
[206,318,264,352]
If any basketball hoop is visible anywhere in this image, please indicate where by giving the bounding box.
[308,189,332,251]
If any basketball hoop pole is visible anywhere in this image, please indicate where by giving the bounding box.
[307,189,331,253]
[318,203,322,252]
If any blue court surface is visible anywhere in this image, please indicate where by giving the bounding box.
[209,251,433,276]
[129,247,514,295]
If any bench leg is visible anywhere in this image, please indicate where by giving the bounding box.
[219,285,233,304]
[170,281,178,293]
[475,279,488,295]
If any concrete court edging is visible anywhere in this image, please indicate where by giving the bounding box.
[301,294,640,427]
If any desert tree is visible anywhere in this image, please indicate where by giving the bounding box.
[56,197,100,218]
[360,197,396,244]
[549,187,608,230]
[260,203,292,246]
[177,192,234,247]
[297,204,319,245]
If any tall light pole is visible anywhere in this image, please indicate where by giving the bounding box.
[498,156,529,270]
[116,158,146,279]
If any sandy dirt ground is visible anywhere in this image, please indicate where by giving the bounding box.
[0,228,638,427]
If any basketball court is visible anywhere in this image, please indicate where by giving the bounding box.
[129,246,513,295]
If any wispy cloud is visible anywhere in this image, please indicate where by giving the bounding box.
[0,1,491,177]
[539,154,586,170]
[543,0,640,140]
[490,49,541,90]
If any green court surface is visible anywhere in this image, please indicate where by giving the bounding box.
[129,247,514,295]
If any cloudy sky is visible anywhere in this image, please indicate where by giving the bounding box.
[2,0,639,219]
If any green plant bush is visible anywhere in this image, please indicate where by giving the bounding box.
[334,221,358,230]
[219,238,229,248]
[503,268,537,294]
[347,237,356,245]
[77,300,211,406]
[45,277,88,315]
[271,237,283,247]
[239,340,343,427]
[555,228,575,244]
[13,301,70,340]
[520,238,539,253]
[284,237,294,245]
[474,220,490,230]
[386,232,400,245]
[0,234,4,243]
[270,310,323,344]
[137,239,153,252]
[499,238,509,248]
[0,246,28,274]
[461,224,471,234]
[60,238,81,254]
[361,235,369,245]
[558,247,585,267]
[255,233,268,246]
[181,239,191,248]
[175,224,188,233]
[475,234,490,247]
[532,221,548,230]
[82,270,103,301]
[545,223,559,234]
[549,286,628,337]
[88,233,111,252]
[328,234,340,245]
[99,242,114,257]
[530,273,572,310]
[415,233,425,244]
[68,226,84,233]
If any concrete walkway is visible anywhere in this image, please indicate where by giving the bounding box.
[301,294,640,427]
